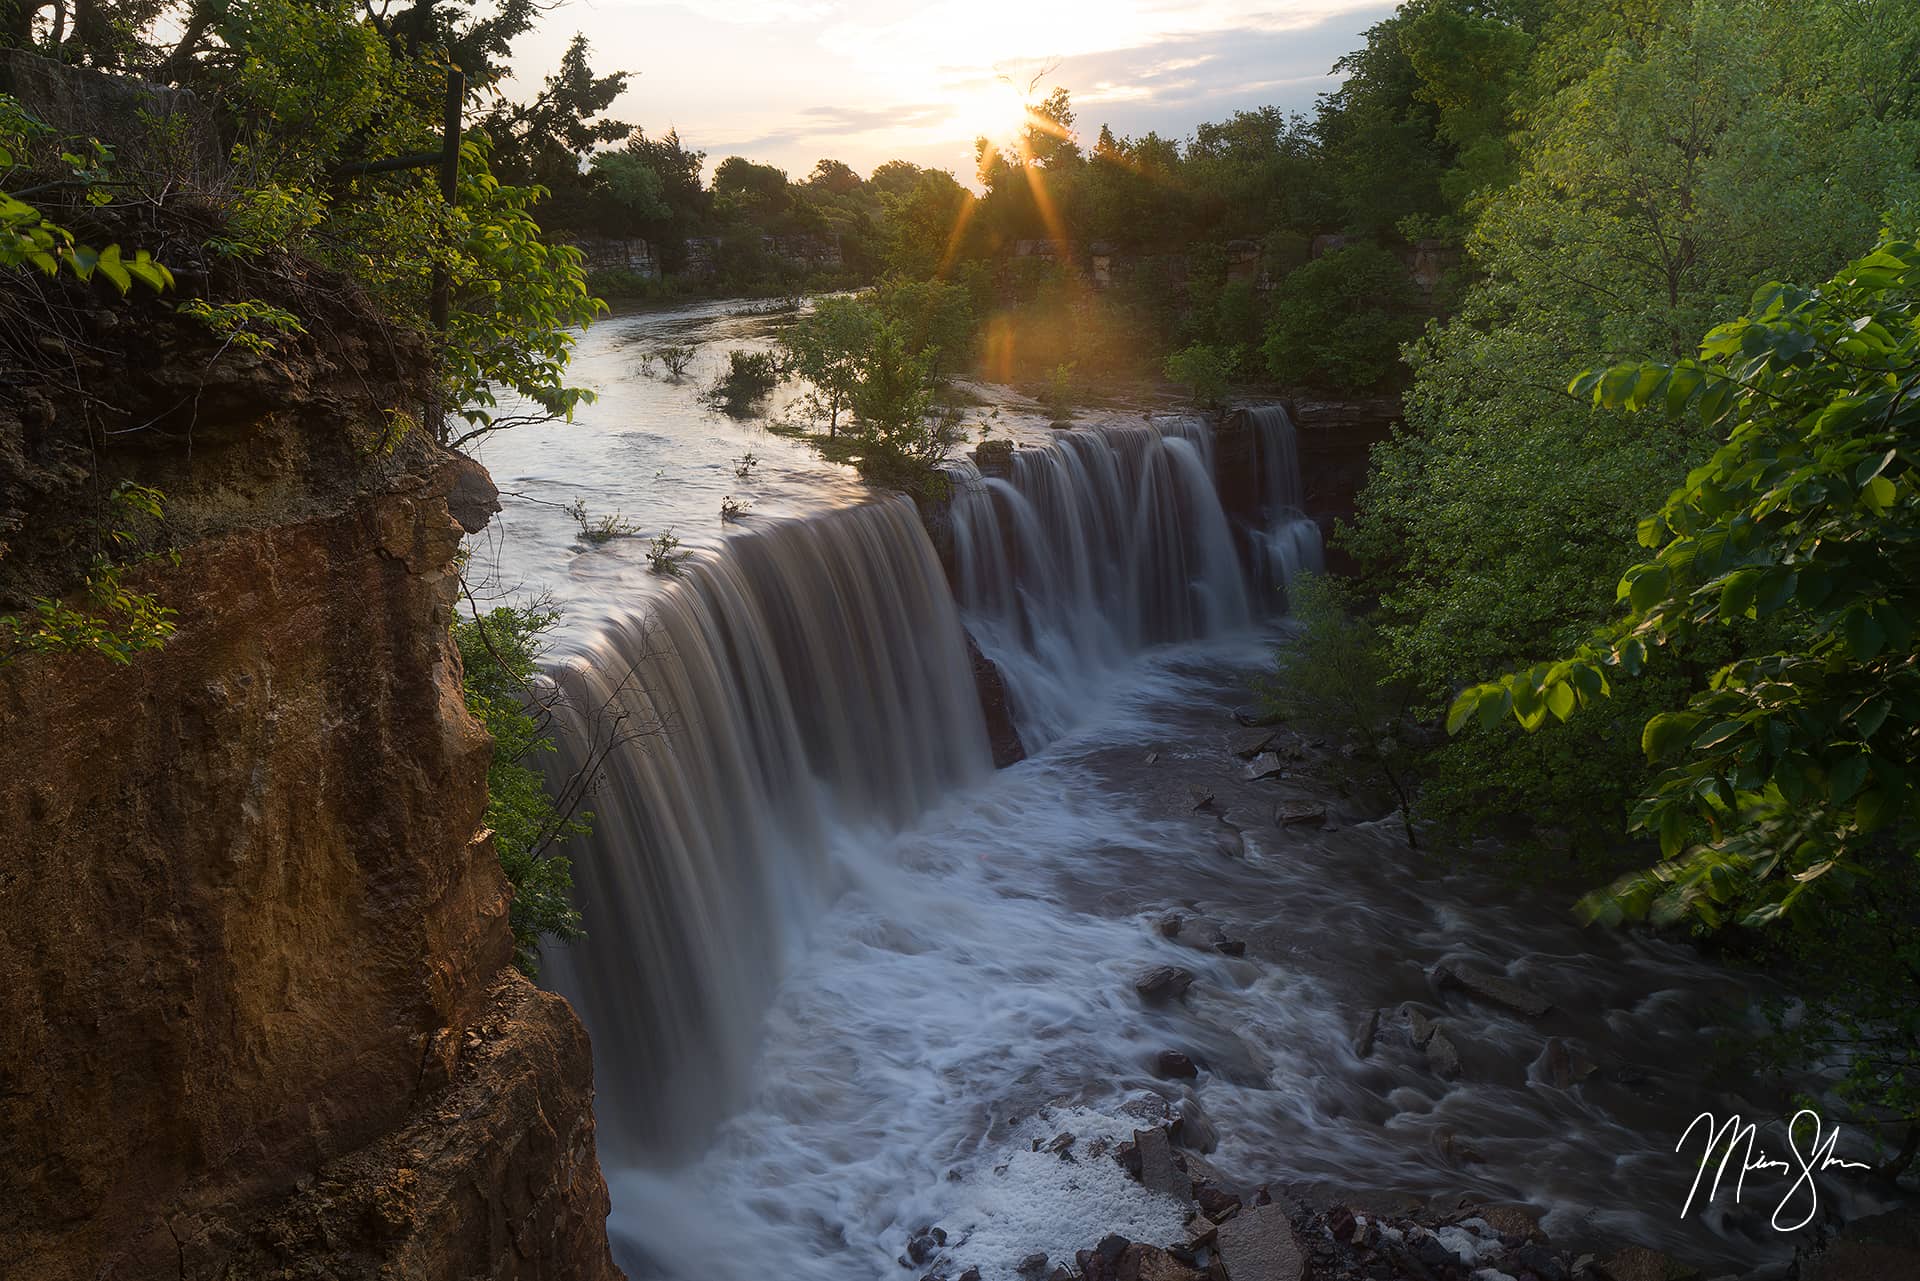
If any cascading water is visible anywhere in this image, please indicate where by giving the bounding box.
[487,307,1813,1279]
[539,497,991,1161]
[948,413,1313,747]
[1239,404,1325,613]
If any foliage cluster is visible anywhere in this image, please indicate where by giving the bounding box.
[776,282,974,494]
[452,603,587,976]
[1442,235,1920,1160]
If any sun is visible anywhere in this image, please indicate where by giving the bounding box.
[954,77,1042,149]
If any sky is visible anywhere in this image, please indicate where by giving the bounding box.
[502,1,1395,185]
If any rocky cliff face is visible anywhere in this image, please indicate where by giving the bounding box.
[0,264,621,1279]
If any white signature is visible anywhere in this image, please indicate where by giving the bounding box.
[1676,1110,1872,1231]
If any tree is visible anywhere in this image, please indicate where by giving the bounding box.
[476,33,630,192]
[881,166,973,278]
[874,278,974,385]
[1345,0,1920,848]
[807,158,863,195]
[588,128,708,268]
[1164,342,1238,408]
[845,317,958,490]
[1447,233,1920,1162]
[1262,244,1420,392]
[781,295,876,435]
[588,150,669,223]
[713,155,790,210]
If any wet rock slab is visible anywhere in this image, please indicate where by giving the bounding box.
[1432,960,1553,1018]
[1214,1204,1307,1281]
[1133,1126,1193,1201]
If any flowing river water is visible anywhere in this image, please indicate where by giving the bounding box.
[470,299,1880,1281]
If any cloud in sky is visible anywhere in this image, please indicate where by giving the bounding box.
[502,1,1392,180]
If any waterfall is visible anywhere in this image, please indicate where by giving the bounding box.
[538,497,992,1162]
[1239,404,1326,615]
[948,412,1315,747]
[536,405,1320,1166]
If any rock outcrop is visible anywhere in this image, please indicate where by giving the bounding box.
[0,249,620,1278]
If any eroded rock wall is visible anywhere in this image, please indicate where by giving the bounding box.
[0,264,619,1279]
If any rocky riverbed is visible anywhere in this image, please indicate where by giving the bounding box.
[864,657,1915,1281]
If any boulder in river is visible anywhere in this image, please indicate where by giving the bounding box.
[1154,1049,1199,1079]
[1135,966,1195,1002]
[1160,913,1244,956]
[1017,1254,1049,1276]
[1536,1036,1598,1089]
[1228,728,1277,759]
[1117,1243,1206,1281]
[1133,1126,1193,1201]
[1214,1203,1307,1281]
[1425,1029,1463,1078]
[1243,753,1286,781]
[1402,1005,1437,1048]
[1599,1244,1705,1280]
[1352,1008,1381,1058]
[1231,704,1283,728]
[1432,960,1553,1018]
[1274,802,1326,827]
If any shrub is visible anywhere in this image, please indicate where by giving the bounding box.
[565,499,639,545]
[649,343,696,378]
[453,604,587,976]
[1164,341,1239,408]
[646,528,686,575]
[709,348,781,416]
[1255,573,1417,846]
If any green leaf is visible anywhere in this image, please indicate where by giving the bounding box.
[1642,712,1702,763]
[1861,475,1896,513]
[1853,698,1891,739]
[1546,682,1576,722]
[1719,570,1760,620]
[1828,753,1869,805]
[1856,789,1892,833]
[1628,564,1670,614]
[1478,686,1513,732]
[1844,607,1886,660]
[95,243,131,294]
[1693,719,1746,751]
[1445,688,1483,736]
[1756,569,1797,617]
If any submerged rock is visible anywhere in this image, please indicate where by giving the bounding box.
[1433,960,1553,1018]
[1425,1029,1464,1078]
[1228,728,1277,759]
[1352,1007,1381,1058]
[1243,752,1286,781]
[1135,966,1196,1002]
[1154,1050,1200,1080]
[1172,1096,1219,1153]
[1536,1036,1599,1089]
